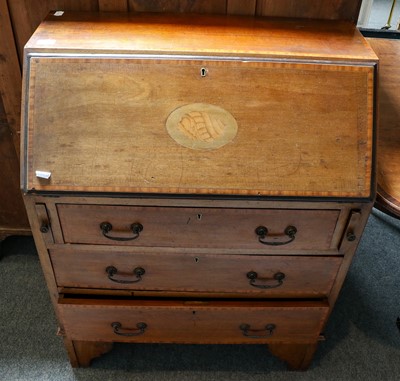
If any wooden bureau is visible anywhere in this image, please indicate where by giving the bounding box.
[21,11,378,370]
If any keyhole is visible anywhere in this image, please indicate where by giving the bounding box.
[197,214,202,221]
[194,257,200,263]
[200,67,208,77]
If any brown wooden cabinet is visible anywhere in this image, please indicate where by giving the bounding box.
[21,11,377,370]
[0,97,30,240]
[368,37,400,217]
[0,0,365,241]
[0,0,30,240]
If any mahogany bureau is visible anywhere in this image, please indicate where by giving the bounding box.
[21,11,378,370]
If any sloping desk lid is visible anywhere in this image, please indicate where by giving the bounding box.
[368,37,400,217]
[21,12,378,198]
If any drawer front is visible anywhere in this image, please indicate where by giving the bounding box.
[51,248,341,298]
[57,204,340,250]
[58,299,329,344]
[24,57,374,198]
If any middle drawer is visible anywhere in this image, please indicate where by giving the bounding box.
[50,247,341,298]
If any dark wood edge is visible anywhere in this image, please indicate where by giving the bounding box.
[363,33,400,218]
[375,187,400,219]
[360,28,400,39]
[0,228,32,241]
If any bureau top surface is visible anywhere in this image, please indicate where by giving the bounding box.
[25,11,377,62]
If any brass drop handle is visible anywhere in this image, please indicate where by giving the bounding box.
[106,266,145,284]
[111,322,147,337]
[100,221,143,241]
[239,323,276,338]
[247,271,285,289]
[255,225,297,246]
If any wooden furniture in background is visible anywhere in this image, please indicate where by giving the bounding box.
[0,0,30,241]
[7,0,364,64]
[0,98,30,241]
[21,11,377,369]
[368,37,400,218]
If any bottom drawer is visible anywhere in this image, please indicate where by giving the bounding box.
[58,298,329,344]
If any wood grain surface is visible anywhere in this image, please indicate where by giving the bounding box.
[368,38,400,216]
[18,4,375,370]
[59,298,329,343]
[24,55,375,197]
[50,247,342,297]
[56,204,340,250]
[24,12,376,61]
[0,97,30,239]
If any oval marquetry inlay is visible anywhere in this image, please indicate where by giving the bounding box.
[166,103,238,150]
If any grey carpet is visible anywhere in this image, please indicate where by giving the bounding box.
[0,208,399,381]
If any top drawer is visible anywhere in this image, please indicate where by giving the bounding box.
[57,204,339,251]
[21,14,377,198]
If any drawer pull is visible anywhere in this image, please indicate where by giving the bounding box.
[106,266,145,284]
[346,231,356,242]
[111,322,147,337]
[239,323,276,338]
[255,225,297,246]
[40,223,50,233]
[246,271,285,289]
[100,221,143,241]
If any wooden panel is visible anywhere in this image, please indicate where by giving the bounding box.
[51,248,342,297]
[327,204,371,308]
[129,0,226,13]
[6,0,53,64]
[5,0,364,62]
[339,209,362,252]
[256,0,362,22]
[56,204,340,250]
[34,203,54,244]
[368,38,400,217]
[0,97,7,126]
[62,0,99,10]
[24,13,377,61]
[0,97,30,239]
[25,56,374,197]
[0,0,22,155]
[7,0,363,62]
[7,1,99,64]
[59,298,329,343]
[98,0,128,11]
[227,0,256,15]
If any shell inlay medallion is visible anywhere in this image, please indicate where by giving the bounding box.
[166,103,238,150]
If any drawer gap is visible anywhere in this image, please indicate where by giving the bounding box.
[60,293,329,304]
